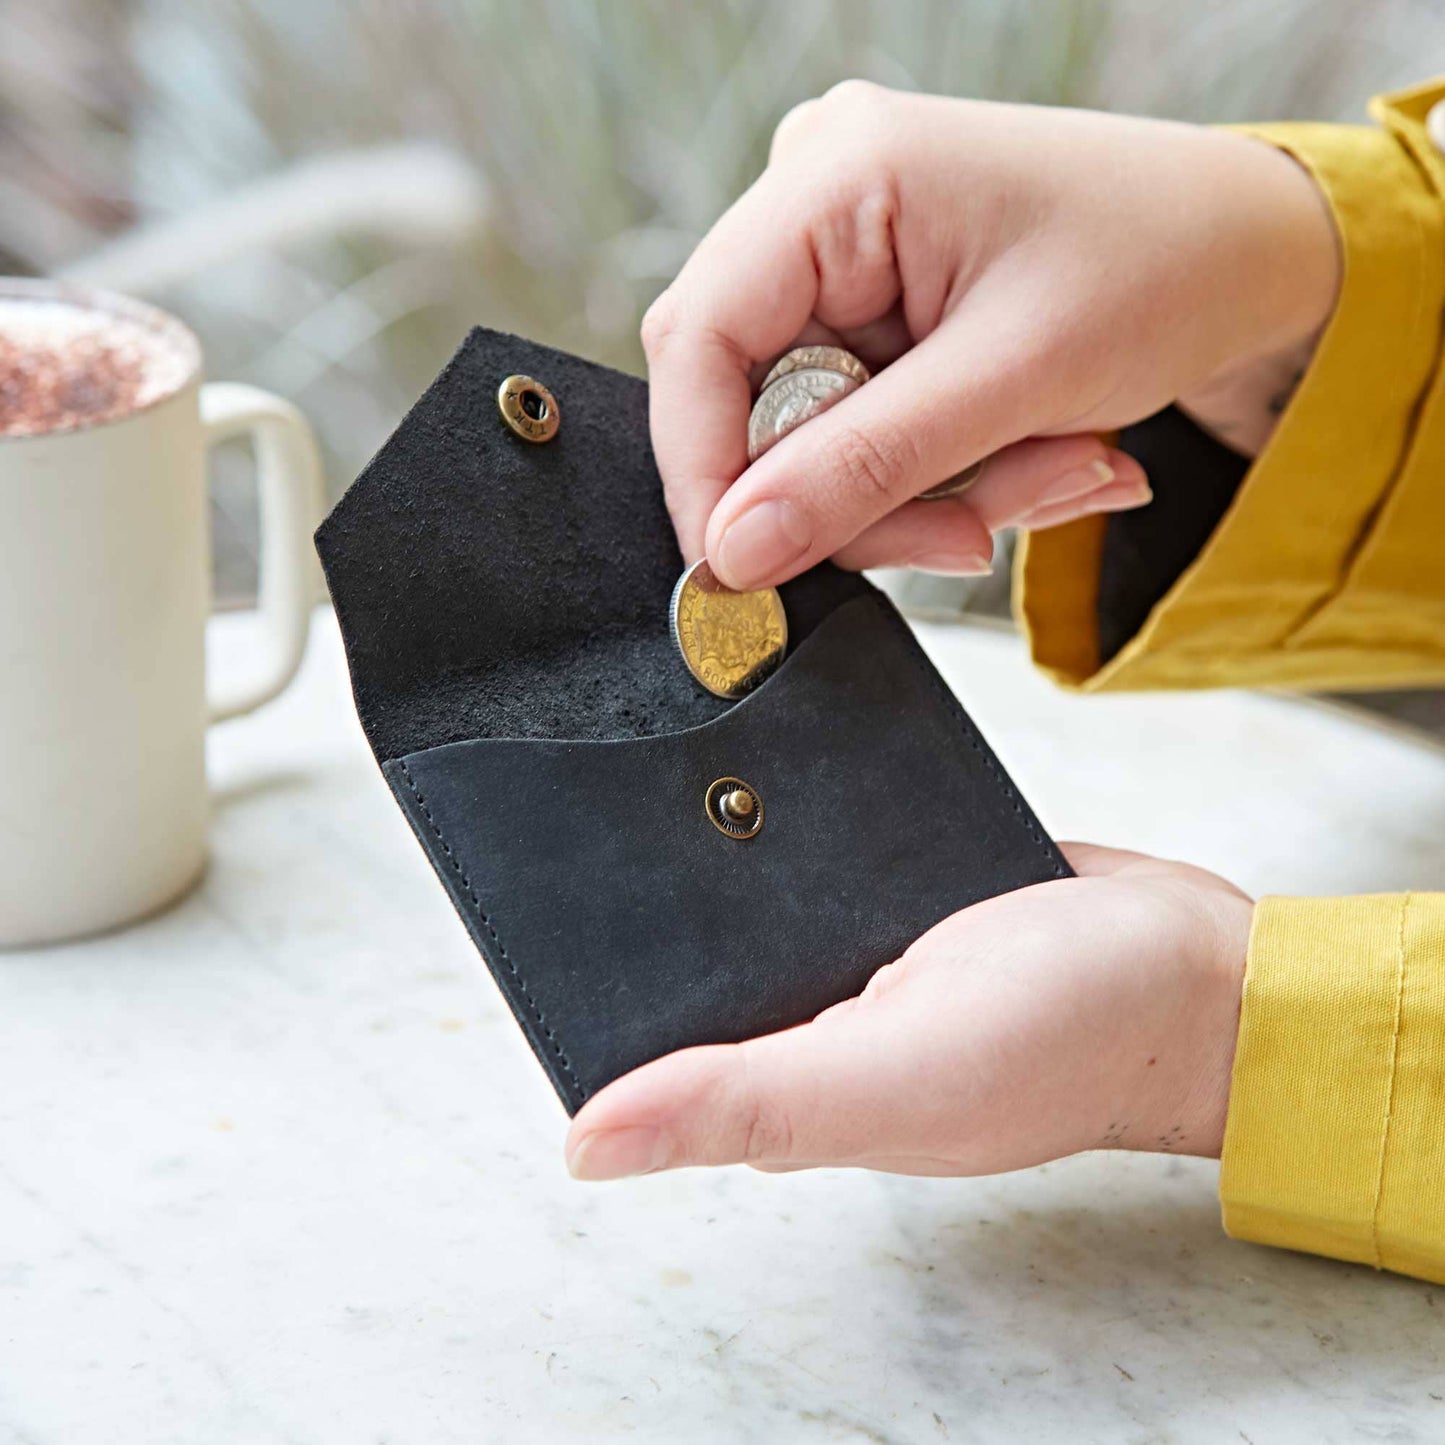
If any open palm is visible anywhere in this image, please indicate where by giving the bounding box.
[566,845,1252,1180]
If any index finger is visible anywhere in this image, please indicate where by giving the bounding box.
[642,169,823,560]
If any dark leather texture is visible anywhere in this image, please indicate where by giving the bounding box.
[316,327,1071,1115]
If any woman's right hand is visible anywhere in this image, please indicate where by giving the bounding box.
[642,82,1340,588]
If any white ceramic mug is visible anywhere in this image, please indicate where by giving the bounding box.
[0,280,322,946]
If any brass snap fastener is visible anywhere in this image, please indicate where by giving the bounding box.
[497,374,559,443]
[706,777,763,839]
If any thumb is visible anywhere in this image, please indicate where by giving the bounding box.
[1058,841,1163,877]
[565,972,921,1180]
[703,287,1062,590]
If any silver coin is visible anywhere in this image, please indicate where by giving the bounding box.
[760,345,870,393]
[747,366,861,463]
[918,458,987,500]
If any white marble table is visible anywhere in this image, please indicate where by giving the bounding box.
[4,607,1445,1445]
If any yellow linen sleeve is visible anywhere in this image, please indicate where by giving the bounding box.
[1221,893,1445,1284]
[1015,82,1445,1284]
[1016,78,1445,692]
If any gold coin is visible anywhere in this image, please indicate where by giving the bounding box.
[760,345,870,393]
[669,559,788,699]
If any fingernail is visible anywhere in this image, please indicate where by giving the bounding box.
[567,1127,670,1181]
[1090,478,1153,511]
[715,499,811,589]
[1033,458,1113,509]
[1015,476,1150,531]
[908,548,994,576]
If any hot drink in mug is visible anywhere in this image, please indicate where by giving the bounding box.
[0,280,322,945]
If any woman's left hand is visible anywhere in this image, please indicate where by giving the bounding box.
[565,844,1252,1180]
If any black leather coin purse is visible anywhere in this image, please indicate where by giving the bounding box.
[316,328,1070,1115]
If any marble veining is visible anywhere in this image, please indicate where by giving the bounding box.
[1,609,1443,1443]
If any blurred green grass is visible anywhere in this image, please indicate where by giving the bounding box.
[70,0,1445,484]
[3,0,1441,635]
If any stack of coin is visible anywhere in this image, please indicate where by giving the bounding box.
[748,341,986,498]
[746,345,870,463]
[670,345,868,699]
[671,342,986,697]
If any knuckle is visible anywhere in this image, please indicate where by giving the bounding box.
[770,98,819,158]
[638,294,679,357]
[821,77,891,115]
[819,81,903,166]
[640,299,749,378]
[732,1047,794,1163]
[741,1096,794,1164]
[776,82,898,166]
[858,956,908,1005]
[829,419,917,505]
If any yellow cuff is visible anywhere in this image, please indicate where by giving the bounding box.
[1018,83,1445,692]
[1221,893,1445,1284]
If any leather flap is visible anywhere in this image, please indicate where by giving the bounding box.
[315,326,867,761]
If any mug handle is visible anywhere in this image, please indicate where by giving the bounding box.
[201,382,324,722]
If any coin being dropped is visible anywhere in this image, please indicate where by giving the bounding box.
[669,558,788,699]
[747,366,861,464]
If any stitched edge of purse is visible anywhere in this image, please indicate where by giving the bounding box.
[395,758,584,1101]
[875,599,1071,882]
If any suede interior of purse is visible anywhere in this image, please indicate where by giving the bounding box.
[315,327,868,760]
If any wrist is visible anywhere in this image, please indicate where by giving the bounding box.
[1178,334,1323,457]
[1183,894,1253,1159]
[1105,886,1252,1161]
[1224,131,1341,357]
[1179,134,1340,456]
